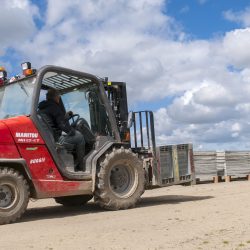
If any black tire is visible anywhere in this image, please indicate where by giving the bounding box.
[55,195,93,207]
[94,147,145,210]
[0,168,30,225]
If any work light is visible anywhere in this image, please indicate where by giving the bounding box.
[0,67,7,86]
[21,62,31,71]
[21,62,36,76]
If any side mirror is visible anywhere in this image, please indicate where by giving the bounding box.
[127,111,133,128]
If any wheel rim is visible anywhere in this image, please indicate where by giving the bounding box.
[0,183,17,210]
[109,163,138,198]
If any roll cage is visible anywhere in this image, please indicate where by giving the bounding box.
[29,66,125,180]
[32,65,121,142]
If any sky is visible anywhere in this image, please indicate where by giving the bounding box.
[1,0,250,150]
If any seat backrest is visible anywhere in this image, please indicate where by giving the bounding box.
[37,111,57,143]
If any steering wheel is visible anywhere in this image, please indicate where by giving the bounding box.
[66,114,80,127]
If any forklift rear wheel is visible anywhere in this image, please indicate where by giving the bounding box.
[54,195,93,207]
[0,168,30,225]
[94,147,145,210]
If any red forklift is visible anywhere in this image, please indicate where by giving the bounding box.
[0,63,195,224]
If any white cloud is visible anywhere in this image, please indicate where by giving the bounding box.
[197,0,208,5]
[222,28,250,68]
[223,7,250,27]
[0,0,38,49]
[2,1,250,150]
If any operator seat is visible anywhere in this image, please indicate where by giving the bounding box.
[37,111,57,143]
[37,111,74,152]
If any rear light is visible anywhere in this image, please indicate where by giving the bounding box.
[23,69,33,76]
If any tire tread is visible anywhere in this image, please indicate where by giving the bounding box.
[94,147,145,210]
[0,167,30,225]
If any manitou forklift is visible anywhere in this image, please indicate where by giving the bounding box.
[0,63,195,224]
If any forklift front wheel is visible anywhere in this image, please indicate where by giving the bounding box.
[94,147,145,210]
[0,167,30,225]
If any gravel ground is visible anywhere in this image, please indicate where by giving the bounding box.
[1,181,250,250]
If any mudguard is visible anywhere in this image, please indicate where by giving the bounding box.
[0,158,32,180]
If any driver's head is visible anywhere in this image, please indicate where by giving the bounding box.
[46,88,60,104]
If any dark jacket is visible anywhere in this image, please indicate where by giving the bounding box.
[38,100,75,138]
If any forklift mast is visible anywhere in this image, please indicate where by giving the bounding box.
[104,81,130,142]
[104,81,156,151]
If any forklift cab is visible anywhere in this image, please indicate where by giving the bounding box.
[33,66,123,178]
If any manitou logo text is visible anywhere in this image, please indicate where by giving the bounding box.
[16,132,38,138]
[30,158,45,164]
[15,132,40,143]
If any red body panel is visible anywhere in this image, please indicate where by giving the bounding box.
[1,116,91,198]
[32,180,92,198]
[0,121,20,158]
[17,144,63,180]
[2,116,44,144]
[0,145,20,158]
[18,141,91,197]
[0,122,15,143]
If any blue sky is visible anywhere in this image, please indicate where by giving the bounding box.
[167,0,249,38]
[1,0,250,150]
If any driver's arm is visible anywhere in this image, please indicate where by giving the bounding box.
[55,109,75,136]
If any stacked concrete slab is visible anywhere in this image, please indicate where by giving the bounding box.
[225,151,250,176]
[193,151,217,180]
[194,151,250,180]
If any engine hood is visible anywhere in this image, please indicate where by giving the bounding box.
[1,116,44,144]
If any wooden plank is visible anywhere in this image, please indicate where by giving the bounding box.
[225,176,231,182]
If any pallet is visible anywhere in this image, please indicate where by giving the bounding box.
[223,175,250,182]
[196,175,250,184]
[196,176,222,184]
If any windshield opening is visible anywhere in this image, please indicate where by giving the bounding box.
[0,77,36,119]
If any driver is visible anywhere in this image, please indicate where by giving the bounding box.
[38,88,85,171]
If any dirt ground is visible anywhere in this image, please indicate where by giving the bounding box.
[1,181,250,250]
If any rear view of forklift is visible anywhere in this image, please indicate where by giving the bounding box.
[0,63,194,225]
